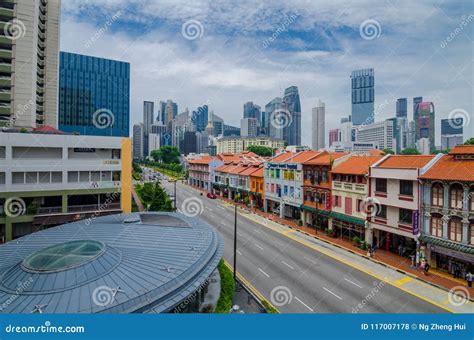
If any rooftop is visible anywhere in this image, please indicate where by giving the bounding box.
[332,155,384,175]
[420,151,474,182]
[375,155,435,169]
[303,152,349,165]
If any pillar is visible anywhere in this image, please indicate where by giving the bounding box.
[5,220,12,242]
[264,198,268,212]
[62,194,68,213]
[462,184,469,211]
[279,201,285,218]
[301,209,306,226]
[441,214,449,240]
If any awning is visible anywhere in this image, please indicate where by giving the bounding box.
[420,235,474,255]
[301,205,331,217]
[330,211,366,227]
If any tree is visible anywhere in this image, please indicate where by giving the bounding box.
[140,182,173,211]
[382,148,394,155]
[431,149,450,154]
[246,145,274,157]
[464,138,474,145]
[400,148,421,155]
[150,146,180,164]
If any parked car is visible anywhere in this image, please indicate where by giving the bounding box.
[207,193,217,199]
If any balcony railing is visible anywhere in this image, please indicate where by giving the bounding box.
[68,203,121,213]
[36,206,63,215]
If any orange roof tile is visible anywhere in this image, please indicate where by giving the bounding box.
[228,165,248,175]
[285,150,322,163]
[304,152,349,165]
[332,155,384,175]
[376,155,435,169]
[420,154,474,182]
[250,167,264,178]
[368,149,385,156]
[239,165,262,176]
[188,156,215,164]
[448,145,474,155]
[269,151,295,163]
[214,164,234,173]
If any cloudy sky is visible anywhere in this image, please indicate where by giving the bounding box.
[60,0,473,146]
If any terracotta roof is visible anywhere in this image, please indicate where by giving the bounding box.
[332,155,384,175]
[239,165,262,176]
[304,152,349,165]
[269,151,295,163]
[250,167,264,178]
[448,145,474,155]
[217,153,240,163]
[420,154,474,182]
[32,125,64,134]
[188,156,215,165]
[285,150,322,163]
[214,164,234,173]
[228,165,248,175]
[376,155,435,169]
[368,149,384,156]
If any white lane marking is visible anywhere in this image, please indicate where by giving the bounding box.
[217,205,226,210]
[281,261,295,270]
[304,256,318,265]
[323,287,343,300]
[255,243,264,250]
[236,250,242,256]
[254,229,261,234]
[208,207,214,211]
[237,231,244,236]
[258,268,270,278]
[294,296,314,312]
[344,278,362,288]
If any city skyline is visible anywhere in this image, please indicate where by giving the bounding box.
[60,1,473,146]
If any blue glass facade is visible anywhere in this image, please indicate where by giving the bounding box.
[59,52,130,137]
[351,68,374,125]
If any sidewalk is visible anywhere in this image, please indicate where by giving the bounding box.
[188,184,473,299]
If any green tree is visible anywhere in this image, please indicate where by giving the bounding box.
[400,148,421,155]
[464,137,474,145]
[247,145,274,157]
[431,149,450,154]
[150,146,181,164]
[382,148,394,155]
[140,182,173,211]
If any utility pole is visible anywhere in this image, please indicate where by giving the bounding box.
[233,204,238,282]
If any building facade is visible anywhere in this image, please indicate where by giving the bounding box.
[351,68,374,126]
[216,136,284,154]
[441,118,463,150]
[283,86,302,146]
[240,117,259,137]
[414,101,435,151]
[0,0,60,128]
[419,145,474,276]
[396,98,407,118]
[132,123,144,160]
[58,52,130,137]
[142,101,154,155]
[0,131,132,243]
[312,100,325,150]
[355,119,394,151]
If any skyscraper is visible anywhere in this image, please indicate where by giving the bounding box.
[0,0,60,128]
[133,123,144,160]
[58,52,130,137]
[209,111,224,136]
[243,102,261,125]
[160,100,178,126]
[240,118,259,137]
[413,96,423,120]
[191,104,208,132]
[441,118,463,150]
[351,68,374,125]
[283,86,302,146]
[396,98,407,118]
[329,129,340,147]
[414,101,435,151]
[142,101,154,156]
[312,100,325,150]
[265,97,285,141]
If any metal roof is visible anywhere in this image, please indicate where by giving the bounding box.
[0,212,223,314]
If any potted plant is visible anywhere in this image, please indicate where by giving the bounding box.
[352,236,361,246]
[297,220,303,226]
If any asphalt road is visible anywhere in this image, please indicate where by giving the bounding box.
[162,180,446,313]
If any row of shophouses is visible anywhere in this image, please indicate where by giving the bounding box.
[186,145,474,277]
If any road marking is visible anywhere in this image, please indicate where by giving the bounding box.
[217,205,226,210]
[208,207,214,211]
[393,277,413,285]
[236,250,242,256]
[294,296,314,312]
[255,243,264,250]
[281,261,295,270]
[323,287,343,300]
[258,268,270,278]
[237,231,244,236]
[344,278,362,288]
[304,256,318,265]
[254,229,261,234]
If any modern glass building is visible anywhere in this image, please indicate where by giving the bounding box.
[283,86,302,146]
[415,101,435,151]
[396,98,407,118]
[351,68,374,126]
[58,52,130,137]
[191,104,209,132]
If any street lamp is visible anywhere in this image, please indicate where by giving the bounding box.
[169,179,177,211]
[233,204,238,282]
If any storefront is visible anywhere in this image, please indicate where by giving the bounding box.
[302,206,329,231]
[331,212,366,241]
[372,228,417,256]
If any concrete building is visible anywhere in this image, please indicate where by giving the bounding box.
[240,117,259,137]
[441,118,463,150]
[148,133,161,155]
[396,98,407,118]
[312,100,325,150]
[356,119,394,151]
[419,145,474,276]
[417,137,431,155]
[142,101,154,156]
[216,136,284,154]
[132,123,144,160]
[367,155,436,256]
[351,68,374,126]
[0,131,132,243]
[0,0,60,128]
[329,128,340,147]
[414,101,435,152]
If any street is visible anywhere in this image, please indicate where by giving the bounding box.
[161,180,453,313]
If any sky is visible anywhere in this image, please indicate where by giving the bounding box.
[60,0,473,146]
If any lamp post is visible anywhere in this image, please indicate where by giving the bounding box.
[233,204,238,282]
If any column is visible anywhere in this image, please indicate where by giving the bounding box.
[441,214,450,240]
[62,194,68,213]
[5,220,12,242]
[462,217,469,245]
[423,211,431,234]
[264,198,268,212]
[443,182,449,210]
[280,201,285,218]
[462,184,469,211]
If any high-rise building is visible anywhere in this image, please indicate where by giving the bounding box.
[283,86,302,146]
[191,104,208,132]
[223,124,241,137]
[414,101,435,151]
[351,68,374,125]
[240,118,259,137]
[355,119,394,151]
[196,131,209,154]
[441,118,463,150]
[208,111,224,136]
[396,98,407,118]
[58,52,130,137]
[142,101,154,156]
[181,131,197,155]
[312,100,325,150]
[413,96,423,120]
[172,109,193,151]
[0,0,60,128]
[243,102,261,125]
[160,100,178,127]
[329,128,340,147]
[133,123,144,159]
[265,97,285,141]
